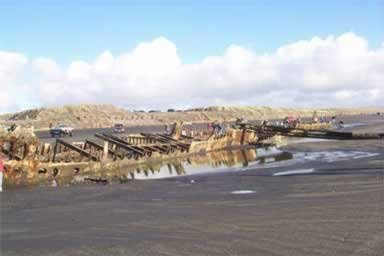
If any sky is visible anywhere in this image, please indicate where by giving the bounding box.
[1,0,383,113]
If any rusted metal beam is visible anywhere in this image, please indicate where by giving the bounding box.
[95,133,145,157]
[85,139,114,155]
[157,134,191,148]
[141,145,169,154]
[56,139,98,161]
[104,133,148,154]
[141,133,190,151]
[150,145,170,154]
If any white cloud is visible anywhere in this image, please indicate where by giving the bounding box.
[0,33,383,113]
[0,51,27,79]
[32,58,61,77]
[0,51,31,112]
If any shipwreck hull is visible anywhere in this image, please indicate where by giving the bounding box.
[4,145,293,188]
[2,128,259,188]
[189,129,256,153]
[295,122,331,130]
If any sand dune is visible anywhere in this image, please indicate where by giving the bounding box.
[1,104,382,129]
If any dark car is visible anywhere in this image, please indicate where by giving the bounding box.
[50,124,74,137]
[113,123,125,133]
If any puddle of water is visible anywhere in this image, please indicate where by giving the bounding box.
[273,168,315,176]
[5,144,380,189]
[3,146,294,189]
[130,147,293,180]
[231,190,256,194]
[129,148,378,180]
[352,152,379,159]
[341,122,365,128]
[252,150,380,170]
[285,138,334,144]
[299,151,379,163]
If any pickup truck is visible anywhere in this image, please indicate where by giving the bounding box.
[50,124,74,137]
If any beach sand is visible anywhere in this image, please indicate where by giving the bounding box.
[1,115,383,256]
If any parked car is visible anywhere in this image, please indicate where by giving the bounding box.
[113,123,125,133]
[283,116,299,128]
[50,124,74,137]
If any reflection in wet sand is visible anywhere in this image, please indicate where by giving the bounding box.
[5,147,293,188]
[130,147,293,180]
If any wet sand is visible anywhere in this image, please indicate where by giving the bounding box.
[1,116,384,256]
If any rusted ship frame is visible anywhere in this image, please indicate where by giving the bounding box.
[2,122,383,188]
[237,123,384,140]
[1,125,258,187]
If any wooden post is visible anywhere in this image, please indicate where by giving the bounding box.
[240,127,246,145]
[9,142,14,160]
[52,141,58,162]
[102,141,109,161]
[22,143,28,160]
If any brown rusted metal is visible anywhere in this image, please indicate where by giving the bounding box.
[56,139,98,161]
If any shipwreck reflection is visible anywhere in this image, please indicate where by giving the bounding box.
[129,147,292,180]
[5,146,293,188]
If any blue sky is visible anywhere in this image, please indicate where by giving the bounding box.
[1,0,383,64]
[1,0,383,113]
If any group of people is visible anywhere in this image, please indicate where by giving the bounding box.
[313,116,328,123]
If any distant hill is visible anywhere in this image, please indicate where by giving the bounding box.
[1,104,383,130]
